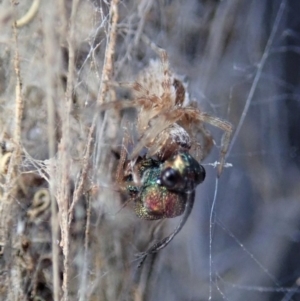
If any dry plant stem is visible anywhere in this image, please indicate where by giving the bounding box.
[0,151,18,299]
[78,194,92,301]
[3,4,25,299]
[56,0,67,42]
[43,3,61,300]
[68,0,120,222]
[58,0,80,300]
[84,195,91,264]
[16,0,40,28]
[12,22,23,159]
[99,0,119,99]
[0,15,22,226]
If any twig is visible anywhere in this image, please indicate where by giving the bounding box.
[43,2,61,299]
[3,2,25,299]
[11,13,23,158]
[78,192,92,301]
[16,0,40,28]
[58,0,80,300]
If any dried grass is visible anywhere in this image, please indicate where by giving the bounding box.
[0,1,295,301]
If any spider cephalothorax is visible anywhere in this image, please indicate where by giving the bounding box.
[100,49,232,176]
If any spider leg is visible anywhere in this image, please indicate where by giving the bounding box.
[98,97,152,113]
[136,190,195,268]
[108,80,151,97]
[146,124,191,161]
[129,107,187,160]
[135,106,232,175]
[115,128,130,189]
[129,112,180,160]
[137,41,171,90]
[99,78,162,112]
[159,49,172,94]
[146,129,170,157]
[194,112,233,176]
[155,107,232,176]
[190,122,214,162]
[114,128,144,215]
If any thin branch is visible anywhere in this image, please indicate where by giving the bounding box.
[59,0,80,299]
[16,0,40,28]
[43,1,61,299]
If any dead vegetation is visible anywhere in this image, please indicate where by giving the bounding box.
[0,1,297,301]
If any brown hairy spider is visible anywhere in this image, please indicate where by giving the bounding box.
[100,49,233,177]
[99,49,233,267]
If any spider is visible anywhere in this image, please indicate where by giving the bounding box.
[120,151,206,267]
[99,49,233,177]
[99,48,232,266]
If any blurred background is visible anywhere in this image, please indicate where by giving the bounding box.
[0,0,299,300]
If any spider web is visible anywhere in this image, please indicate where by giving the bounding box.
[96,1,300,300]
[1,0,300,300]
[96,0,299,300]
[198,1,300,300]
